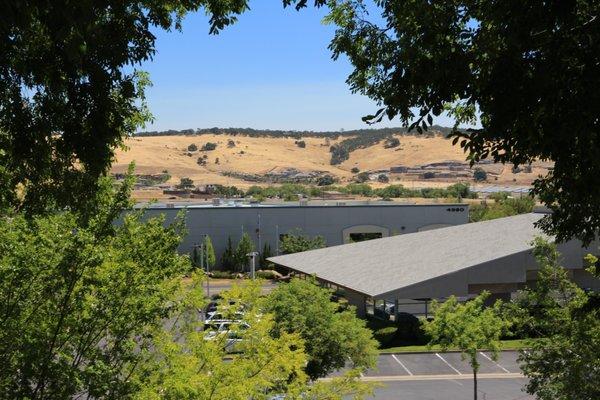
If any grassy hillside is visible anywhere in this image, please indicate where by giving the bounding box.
[113,131,550,190]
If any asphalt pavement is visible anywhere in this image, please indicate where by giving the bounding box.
[330,351,533,400]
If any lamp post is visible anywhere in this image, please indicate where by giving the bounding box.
[203,234,210,298]
[246,251,259,279]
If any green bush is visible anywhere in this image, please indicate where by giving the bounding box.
[373,326,397,346]
[396,312,422,341]
[210,270,236,279]
[256,270,279,280]
[187,143,198,151]
[201,142,217,151]
[473,167,487,181]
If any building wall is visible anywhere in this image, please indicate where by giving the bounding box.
[378,239,600,302]
[141,204,469,268]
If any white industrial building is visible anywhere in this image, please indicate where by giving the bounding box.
[269,211,600,318]
[138,200,469,268]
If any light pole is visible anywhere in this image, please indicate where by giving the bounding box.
[204,234,210,298]
[246,251,259,279]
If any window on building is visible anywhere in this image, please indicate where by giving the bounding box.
[349,232,383,242]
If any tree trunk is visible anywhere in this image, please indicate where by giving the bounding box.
[473,368,477,400]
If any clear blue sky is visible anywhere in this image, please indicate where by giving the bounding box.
[141,2,456,132]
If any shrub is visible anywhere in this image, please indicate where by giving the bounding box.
[317,175,335,186]
[384,137,400,148]
[187,143,198,151]
[256,270,281,280]
[201,142,217,151]
[211,270,235,279]
[351,167,360,173]
[295,140,306,148]
[377,174,389,183]
[395,312,422,341]
[373,326,397,346]
[227,139,236,148]
[355,172,370,183]
[176,177,194,189]
[473,167,487,181]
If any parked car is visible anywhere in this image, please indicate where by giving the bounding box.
[204,321,250,353]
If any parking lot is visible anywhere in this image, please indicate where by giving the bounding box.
[330,351,533,400]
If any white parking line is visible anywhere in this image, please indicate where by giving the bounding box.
[435,353,462,375]
[391,354,413,376]
[479,351,510,373]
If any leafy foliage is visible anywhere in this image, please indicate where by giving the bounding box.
[201,142,217,151]
[188,143,198,152]
[234,232,255,272]
[280,229,326,255]
[470,196,535,222]
[177,177,195,189]
[262,278,378,380]
[424,292,510,400]
[134,279,374,400]
[0,177,190,398]
[0,0,253,214]
[221,236,236,271]
[204,235,216,268]
[383,137,400,149]
[473,167,487,182]
[377,174,389,183]
[511,238,600,400]
[323,0,600,244]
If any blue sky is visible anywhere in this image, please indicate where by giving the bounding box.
[140,2,456,132]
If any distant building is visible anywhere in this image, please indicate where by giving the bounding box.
[269,212,600,319]
[137,201,469,268]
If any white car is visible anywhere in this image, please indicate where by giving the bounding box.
[204,321,250,352]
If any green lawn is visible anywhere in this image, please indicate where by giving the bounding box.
[379,339,535,354]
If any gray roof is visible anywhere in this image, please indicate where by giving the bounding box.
[268,213,549,297]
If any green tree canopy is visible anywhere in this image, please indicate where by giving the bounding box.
[262,278,378,380]
[0,0,252,215]
[512,238,600,400]
[136,280,374,400]
[424,292,510,400]
[234,232,255,272]
[279,229,326,255]
[0,176,191,398]
[204,235,216,268]
[323,0,600,244]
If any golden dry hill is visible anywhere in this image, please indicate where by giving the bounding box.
[113,133,551,191]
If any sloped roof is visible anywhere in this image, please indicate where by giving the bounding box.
[268,213,548,297]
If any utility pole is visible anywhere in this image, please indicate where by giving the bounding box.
[204,234,209,298]
[246,251,259,279]
[275,225,279,255]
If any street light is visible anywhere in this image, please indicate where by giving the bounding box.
[246,251,259,279]
[192,235,210,297]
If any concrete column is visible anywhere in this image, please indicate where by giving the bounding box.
[345,290,367,318]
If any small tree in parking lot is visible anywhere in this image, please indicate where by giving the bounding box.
[424,292,510,400]
[263,277,378,380]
